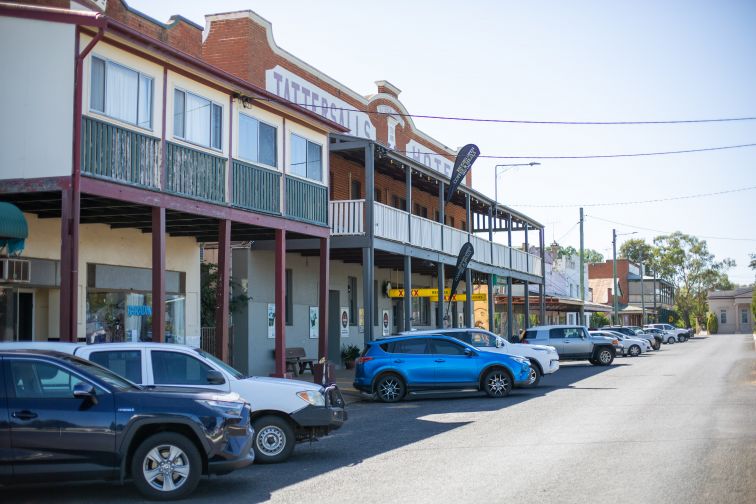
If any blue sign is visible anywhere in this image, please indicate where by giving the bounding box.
[127,305,152,317]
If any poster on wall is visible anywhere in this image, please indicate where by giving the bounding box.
[358,308,365,334]
[267,304,275,339]
[382,310,390,336]
[309,306,318,339]
[458,313,464,328]
[340,307,350,337]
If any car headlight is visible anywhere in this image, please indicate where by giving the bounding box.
[296,390,326,407]
[197,399,246,417]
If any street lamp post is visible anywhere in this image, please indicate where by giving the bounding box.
[493,162,540,208]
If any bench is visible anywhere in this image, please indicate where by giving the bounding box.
[286,347,317,375]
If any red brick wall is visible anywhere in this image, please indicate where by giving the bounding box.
[588,260,631,304]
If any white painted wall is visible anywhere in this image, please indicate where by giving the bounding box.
[0,17,74,179]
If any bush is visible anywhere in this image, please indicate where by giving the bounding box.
[706,312,718,334]
[589,312,610,329]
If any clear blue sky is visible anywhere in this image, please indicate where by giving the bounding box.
[131,0,756,284]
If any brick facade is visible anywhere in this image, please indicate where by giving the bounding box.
[588,260,631,305]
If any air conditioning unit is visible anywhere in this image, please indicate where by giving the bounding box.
[0,258,31,283]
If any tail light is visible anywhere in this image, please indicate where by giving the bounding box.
[356,356,373,364]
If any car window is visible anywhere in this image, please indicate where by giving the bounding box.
[391,339,430,354]
[89,350,142,384]
[564,328,583,338]
[195,349,244,380]
[431,339,468,355]
[468,332,496,347]
[523,329,539,341]
[151,350,214,385]
[9,360,87,398]
[549,328,565,339]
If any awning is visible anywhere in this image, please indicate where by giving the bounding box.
[0,201,28,255]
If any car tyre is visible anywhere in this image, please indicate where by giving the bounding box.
[375,373,405,403]
[628,344,641,357]
[483,368,512,398]
[592,347,614,366]
[131,432,202,501]
[253,415,296,464]
[525,361,541,387]
[667,336,676,344]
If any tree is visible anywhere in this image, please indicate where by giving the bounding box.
[589,311,610,329]
[706,312,718,334]
[557,245,578,259]
[653,232,735,329]
[200,262,251,327]
[619,238,656,271]
[584,249,604,264]
[750,253,756,272]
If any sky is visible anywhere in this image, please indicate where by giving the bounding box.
[130,0,756,285]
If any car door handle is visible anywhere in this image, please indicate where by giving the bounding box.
[12,410,37,421]
[434,359,445,362]
[393,359,405,363]
[564,341,571,344]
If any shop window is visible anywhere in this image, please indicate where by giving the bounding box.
[412,296,430,326]
[285,269,293,326]
[348,276,357,325]
[90,56,153,129]
[174,88,222,150]
[290,133,322,182]
[238,113,277,167]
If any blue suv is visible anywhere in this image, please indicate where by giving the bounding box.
[353,335,532,402]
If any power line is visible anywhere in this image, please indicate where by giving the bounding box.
[256,98,756,126]
[507,185,756,208]
[585,215,756,242]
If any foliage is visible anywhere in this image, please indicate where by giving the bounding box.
[750,253,756,272]
[557,245,578,259]
[653,232,735,329]
[706,312,718,334]
[200,262,251,327]
[584,249,604,264]
[619,238,655,271]
[589,312,610,329]
[752,288,756,328]
[341,344,360,362]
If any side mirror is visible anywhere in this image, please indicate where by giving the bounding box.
[207,370,226,385]
[495,338,502,348]
[464,348,474,357]
[73,382,97,402]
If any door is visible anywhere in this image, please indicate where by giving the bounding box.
[547,328,565,354]
[17,292,33,341]
[3,357,116,482]
[147,349,231,392]
[430,338,479,386]
[388,338,435,387]
[563,327,592,358]
[328,290,341,365]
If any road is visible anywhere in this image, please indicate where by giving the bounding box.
[3,333,755,503]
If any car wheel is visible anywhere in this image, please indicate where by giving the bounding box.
[375,373,405,403]
[667,336,675,344]
[628,345,641,357]
[131,432,202,500]
[252,415,296,464]
[525,361,541,387]
[483,368,512,397]
[593,348,614,366]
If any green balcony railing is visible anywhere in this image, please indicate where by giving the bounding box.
[285,176,328,226]
[165,142,227,203]
[81,116,161,188]
[231,160,281,214]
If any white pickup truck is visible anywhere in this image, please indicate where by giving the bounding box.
[0,342,347,464]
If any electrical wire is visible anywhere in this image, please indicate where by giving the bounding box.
[507,185,756,208]
[585,215,756,242]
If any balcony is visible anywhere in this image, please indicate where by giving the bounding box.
[329,200,542,277]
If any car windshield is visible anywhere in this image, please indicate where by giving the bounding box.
[60,354,139,391]
[195,349,245,379]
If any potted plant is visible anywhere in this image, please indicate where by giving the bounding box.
[341,344,360,369]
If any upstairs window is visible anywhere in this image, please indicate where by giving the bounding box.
[90,56,153,129]
[174,89,223,150]
[290,134,322,182]
[239,114,277,167]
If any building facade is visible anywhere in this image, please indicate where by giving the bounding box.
[707,287,754,334]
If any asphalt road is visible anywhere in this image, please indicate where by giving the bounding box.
[3,333,755,503]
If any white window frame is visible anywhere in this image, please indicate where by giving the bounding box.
[173,87,224,152]
[89,54,154,131]
[288,133,324,185]
[237,112,278,169]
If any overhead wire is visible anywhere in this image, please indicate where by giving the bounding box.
[584,215,756,242]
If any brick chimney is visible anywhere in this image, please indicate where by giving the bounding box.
[202,11,269,85]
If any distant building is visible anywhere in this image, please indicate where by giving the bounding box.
[707,287,754,334]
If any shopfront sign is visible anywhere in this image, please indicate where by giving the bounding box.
[267,304,275,339]
[382,310,390,336]
[339,307,350,337]
[127,305,152,317]
[266,65,376,140]
[309,306,318,339]
[405,139,454,178]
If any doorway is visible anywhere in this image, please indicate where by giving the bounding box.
[17,291,33,341]
[328,290,341,365]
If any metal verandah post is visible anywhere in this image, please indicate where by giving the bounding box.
[318,237,330,362]
[524,225,530,329]
[274,229,286,376]
[539,227,546,324]
[464,193,472,327]
[507,214,513,342]
[437,181,445,328]
[487,205,495,332]
[363,143,375,343]
[404,164,412,331]
[152,207,166,343]
[215,219,231,362]
[59,187,72,341]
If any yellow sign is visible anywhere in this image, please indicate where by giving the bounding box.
[430,293,487,302]
[387,289,486,302]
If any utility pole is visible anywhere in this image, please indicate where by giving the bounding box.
[640,260,646,326]
[579,207,585,326]
[612,228,618,324]
[652,269,658,322]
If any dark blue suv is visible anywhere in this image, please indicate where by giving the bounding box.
[353,335,532,402]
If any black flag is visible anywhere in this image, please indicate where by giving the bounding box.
[448,242,475,303]
[445,144,480,203]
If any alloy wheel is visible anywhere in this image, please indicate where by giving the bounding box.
[378,377,402,402]
[142,444,191,493]
[486,372,511,396]
[599,350,613,364]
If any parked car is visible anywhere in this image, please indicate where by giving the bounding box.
[592,330,651,357]
[0,342,346,464]
[402,328,559,387]
[522,325,618,366]
[0,349,253,500]
[645,324,691,341]
[353,334,532,402]
[602,325,662,350]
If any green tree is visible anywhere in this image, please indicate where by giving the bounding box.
[557,245,578,259]
[584,249,605,264]
[750,253,756,272]
[200,262,251,327]
[653,232,735,329]
[706,312,718,334]
[589,312,610,329]
[619,238,656,271]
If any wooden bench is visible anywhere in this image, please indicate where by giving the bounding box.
[286,347,316,375]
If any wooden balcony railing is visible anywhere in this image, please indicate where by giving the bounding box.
[165,142,227,203]
[231,160,281,214]
[285,176,328,225]
[80,116,160,188]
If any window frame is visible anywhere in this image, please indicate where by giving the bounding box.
[289,133,325,184]
[173,87,224,152]
[89,54,154,131]
[150,349,215,386]
[720,310,727,324]
[237,111,278,169]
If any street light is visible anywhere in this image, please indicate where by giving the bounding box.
[494,162,540,205]
[612,229,637,324]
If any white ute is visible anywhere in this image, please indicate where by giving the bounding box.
[0,342,347,464]
[402,328,559,387]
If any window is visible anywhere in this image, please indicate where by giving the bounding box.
[9,360,86,398]
[290,134,322,182]
[412,297,430,326]
[742,308,749,324]
[461,220,467,231]
[467,331,497,347]
[392,195,407,211]
[549,328,566,339]
[90,56,153,129]
[174,89,222,150]
[151,350,213,386]
[374,188,382,203]
[431,339,467,355]
[348,276,357,325]
[446,216,455,227]
[89,350,142,384]
[720,310,727,324]
[391,338,430,354]
[351,180,362,199]
[563,327,583,339]
[238,114,277,167]
[414,203,428,218]
[285,269,293,326]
